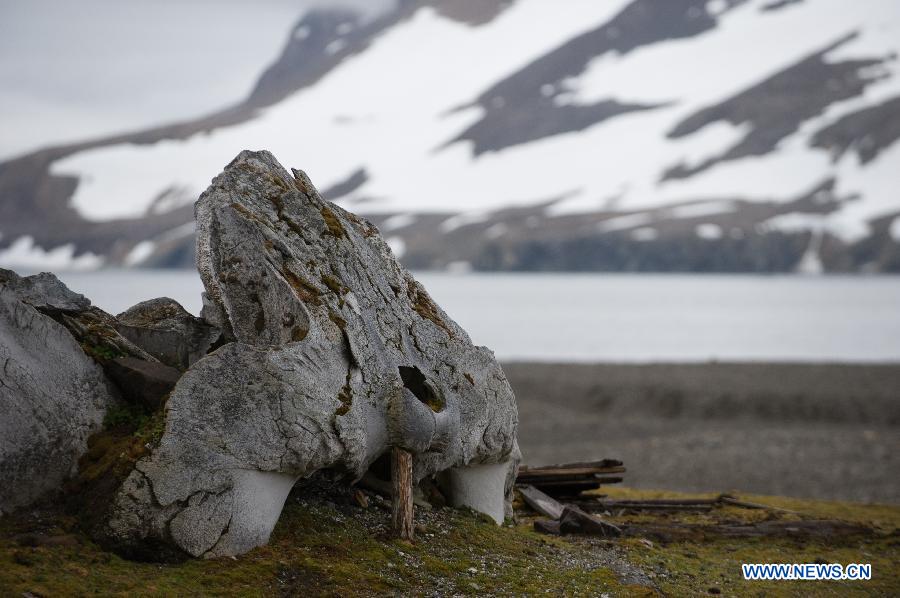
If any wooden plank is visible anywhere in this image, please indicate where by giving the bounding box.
[533,519,561,535]
[519,474,626,487]
[518,485,565,519]
[519,459,623,471]
[517,466,627,479]
[719,496,801,514]
[535,476,623,488]
[602,498,719,506]
[620,520,874,542]
[537,483,601,497]
[558,506,622,537]
[391,447,414,540]
[576,501,714,512]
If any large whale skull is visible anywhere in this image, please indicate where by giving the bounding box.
[101,151,519,558]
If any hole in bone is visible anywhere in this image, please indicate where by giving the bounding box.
[367,452,392,482]
[398,366,444,412]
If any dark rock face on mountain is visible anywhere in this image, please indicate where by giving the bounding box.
[663,33,892,180]
[0,270,120,514]
[811,96,900,165]
[0,270,91,312]
[450,0,742,154]
[97,151,518,559]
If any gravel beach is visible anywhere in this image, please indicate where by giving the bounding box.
[504,362,900,504]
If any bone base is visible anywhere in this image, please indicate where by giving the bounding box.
[444,462,512,524]
[208,470,298,558]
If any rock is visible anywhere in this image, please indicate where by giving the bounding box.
[0,270,177,400]
[0,277,119,514]
[53,306,161,365]
[0,268,91,313]
[116,298,220,369]
[100,150,519,558]
[104,357,182,410]
[352,488,369,509]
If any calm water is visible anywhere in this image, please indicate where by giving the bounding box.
[54,270,900,363]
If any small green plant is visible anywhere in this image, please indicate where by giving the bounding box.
[102,403,149,432]
[82,342,124,361]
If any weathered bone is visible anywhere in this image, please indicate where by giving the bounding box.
[0,270,120,514]
[101,150,518,558]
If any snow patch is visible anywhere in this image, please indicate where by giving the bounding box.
[695,223,723,240]
[157,221,196,243]
[124,241,156,266]
[485,222,508,239]
[381,213,416,231]
[440,212,489,233]
[763,212,830,233]
[385,236,406,258]
[445,261,473,274]
[795,229,825,275]
[325,39,347,55]
[890,216,900,241]
[0,236,103,271]
[665,200,736,219]
[631,227,658,241]
[597,213,653,233]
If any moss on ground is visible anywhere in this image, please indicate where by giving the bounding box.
[571,487,900,596]
[0,484,634,596]
[1,483,896,596]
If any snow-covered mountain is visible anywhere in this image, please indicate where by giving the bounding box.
[2,0,900,272]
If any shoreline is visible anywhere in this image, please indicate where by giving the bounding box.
[503,361,900,504]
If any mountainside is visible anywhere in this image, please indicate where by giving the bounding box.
[2,0,900,272]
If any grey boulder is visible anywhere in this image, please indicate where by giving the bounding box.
[104,356,182,411]
[101,150,519,558]
[0,268,91,313]
[116,297,220,370]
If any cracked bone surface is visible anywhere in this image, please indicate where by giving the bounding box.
[102,150,518,558]
[0,270,120,514]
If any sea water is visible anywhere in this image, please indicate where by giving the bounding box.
[53,270,900,363]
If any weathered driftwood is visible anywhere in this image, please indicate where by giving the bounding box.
[517,466,626,480]
[719,495,800,514]
[517,459,624,497]
[574,500,714,512]
[572,494,801,515]
[518,485,564,520]
[533,506,622,538]
[620,520,875,542]
[519,459,623,472]
[392,447,415,540]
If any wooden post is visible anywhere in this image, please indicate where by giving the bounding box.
[391,446,414,540]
